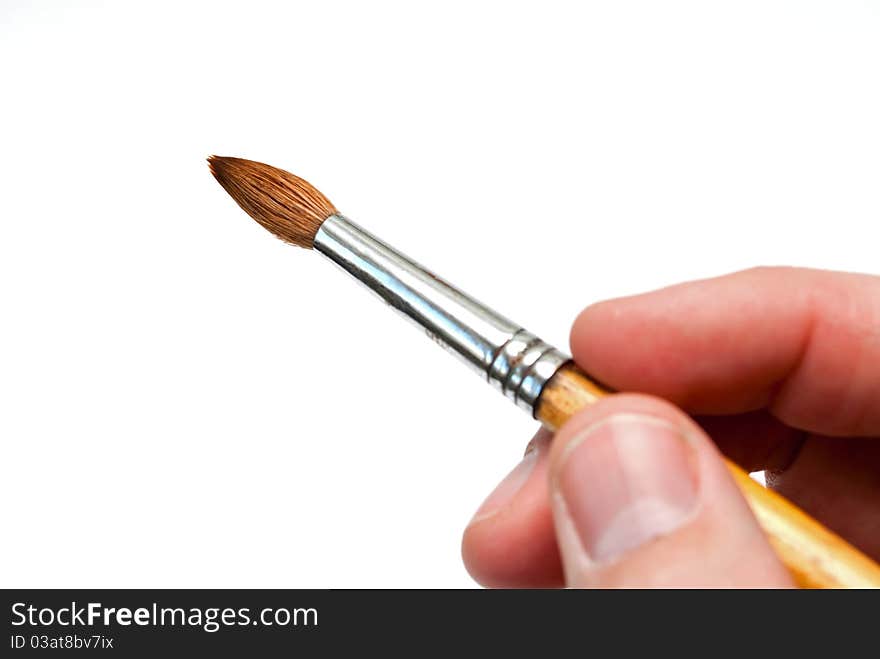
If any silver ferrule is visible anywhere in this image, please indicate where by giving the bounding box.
[313,214,569,416]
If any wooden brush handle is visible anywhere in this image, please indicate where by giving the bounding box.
[535,363,880,588]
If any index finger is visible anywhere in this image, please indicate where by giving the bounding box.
[570,267,880,436]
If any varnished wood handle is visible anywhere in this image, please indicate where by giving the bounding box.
[535,363,880,588]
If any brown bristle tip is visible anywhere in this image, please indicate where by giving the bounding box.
[208,156,337,248]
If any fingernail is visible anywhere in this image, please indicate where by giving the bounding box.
[469,444,540,524]
[554,413,699,563]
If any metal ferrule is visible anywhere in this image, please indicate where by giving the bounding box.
[313,214,569,416]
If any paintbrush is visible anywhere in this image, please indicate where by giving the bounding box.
[208,155,880,588]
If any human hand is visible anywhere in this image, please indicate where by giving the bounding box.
[462,267,880,587]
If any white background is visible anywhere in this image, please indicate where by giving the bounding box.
[1,1,878,588]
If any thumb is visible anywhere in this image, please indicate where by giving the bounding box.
[548,394,794,587]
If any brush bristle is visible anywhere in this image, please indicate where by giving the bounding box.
[208,156,337,248]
